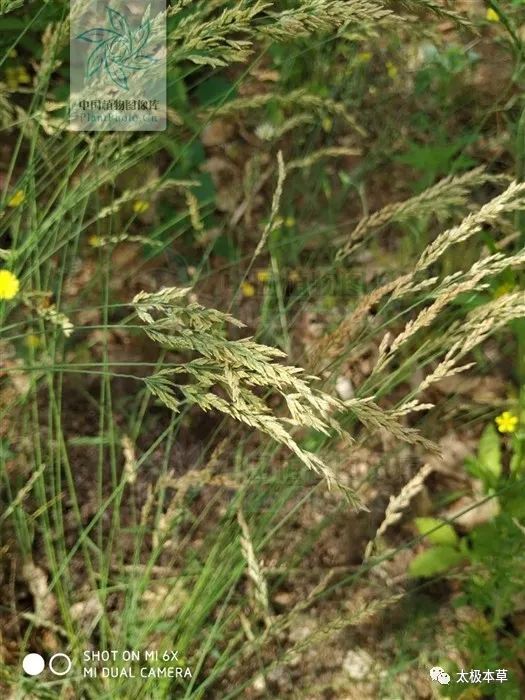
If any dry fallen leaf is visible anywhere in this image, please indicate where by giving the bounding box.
[201,119,235,147]
[21,560,57,625]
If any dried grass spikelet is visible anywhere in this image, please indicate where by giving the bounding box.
[1,463,46,525]
[94,179,196,221]
[36,303,74,337]
[89,233,162,249]
[133,286,357,500]
[364,463,433,559]
[39,20,69,82]
[185,190,204,233]
[309,275,411,367]
[170,1,269,68]
[133,287,435,497]
[415,291,525,394]
[170,0,393,70]
[413,180,525,274]
[346,398,437,452]
[288,146,362,171]
[375,248,525,374]
[205,88,365,135]
[121,435,137,485]
[238,508,272,626]
[0,0,24,13]
[253,150,286,259]
[261,591,403,673]
[315,179,525,371]
[258,0,393,41]
[398,0,471,25]
[337,166,500,259]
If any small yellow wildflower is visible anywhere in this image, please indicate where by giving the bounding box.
[7,190,25,208]
[323,295,337,310]
[0,269,20,300]
[256,269,270,283]
[5,68,18,89]
[493,281,515,298]
[133,200,150,214]
[25,334,41,350]
[356,51,373,64]
[5,66,30,90]
[288,269,300,283]
[486,8,500,22]
[386,61,398,80]
[495,411,518,434]
[285,216,295,228]
[321,116,333,133]
[88,234,103,248]
[241,281,256,298]
[16,66,30,84]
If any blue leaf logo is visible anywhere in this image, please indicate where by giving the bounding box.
[76,6,155,91]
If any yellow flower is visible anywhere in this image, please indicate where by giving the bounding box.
[25,334,41,349]
[285,216,295,228]
[88,234,103,248]
[16,66,30,85]
[5,67,19,89]
[386,61,398,80]
[493,281,515,298]
[486,8,500,22]
[0,269,20,300]
[241,281,256,298]
[133,200,150,214]
[356,51,373,64]
[321,116,333,133]
[495,411,518,434]
[256,269,270,283]
[7,190,25,208]
[288,269,300,283]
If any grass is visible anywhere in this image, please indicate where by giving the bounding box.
[1,1,525,698]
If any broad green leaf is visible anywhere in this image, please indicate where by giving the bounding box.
[409,545,464,578]
[414,517,459,546]
[477,424,501,480]
[195,76,236,107]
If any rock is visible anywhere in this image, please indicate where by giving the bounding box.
[252,673,267,695]
[201,120,234,146]
[336,376,354,400]
[343,648,374,680]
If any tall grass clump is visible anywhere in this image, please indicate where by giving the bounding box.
[0,0,524,698]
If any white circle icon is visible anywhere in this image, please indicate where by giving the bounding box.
[22,653,45,676]
[49,653,72,676]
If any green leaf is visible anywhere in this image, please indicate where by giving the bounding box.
[409,545,464,578]
[477,424,501,480]
[414,517,459,546]
[195,76,236,107]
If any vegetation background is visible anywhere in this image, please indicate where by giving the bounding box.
[1,0,525,698]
